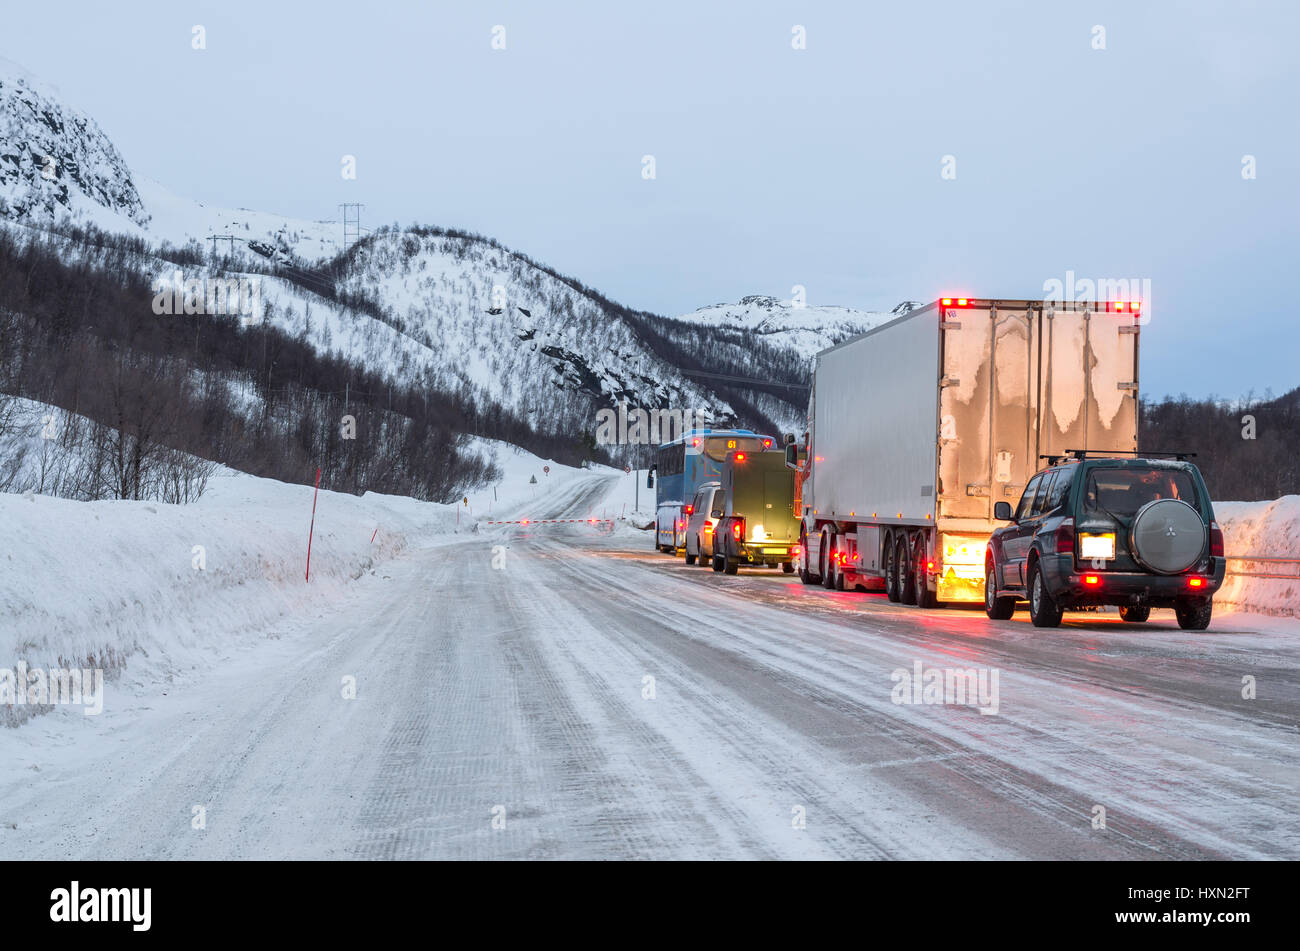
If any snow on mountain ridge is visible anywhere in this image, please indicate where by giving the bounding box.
[671,295,896,361]
[0,56,149,229]
[335,230,743,436]
[0,56,340,263]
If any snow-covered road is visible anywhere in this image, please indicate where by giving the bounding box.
[2,472,1297,859]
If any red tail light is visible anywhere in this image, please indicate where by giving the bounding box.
[732,522,743,540]
[1188,576,1206,589]
[1055,518,1076,555]
[1082,574,1101,586]
[1209,521,1224,558]
[734,452,747,463]
[762,438,772,448]
[792,545,802,557]
[684,505,693,515]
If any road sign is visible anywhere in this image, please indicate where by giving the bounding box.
[624,466,631,474]
[543,466,550,475]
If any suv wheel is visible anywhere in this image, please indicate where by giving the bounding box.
[685,542,697,566]
[1174,597,1213,631]
[1118,605,1150,623]
[984,560,1016,620]
[1028,562,1063,628]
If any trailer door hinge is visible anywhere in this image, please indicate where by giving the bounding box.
[1117,382,1139,391]
[939,320,962,330]
[1118,325,1139,335]
[940,376,960,387]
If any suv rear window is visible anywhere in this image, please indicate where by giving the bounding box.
[1084,466,1200,517]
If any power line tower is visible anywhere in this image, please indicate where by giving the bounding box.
[339,203,363,251]
[210,234,238,258]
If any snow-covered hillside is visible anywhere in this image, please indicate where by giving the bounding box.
[0,56,339,264]
[333,230,747,436]
[0,54,829,454]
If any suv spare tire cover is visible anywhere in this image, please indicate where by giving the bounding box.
[1130,498,1205,574]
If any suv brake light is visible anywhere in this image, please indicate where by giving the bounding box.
[1209,521,1224,558]
[1055,518,1076,555]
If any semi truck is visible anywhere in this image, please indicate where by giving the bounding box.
[787,297,1141,606]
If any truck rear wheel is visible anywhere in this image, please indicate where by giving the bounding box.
[884,532,900,602]
[912,534,936,608]
[712,554,724,573]
[724,556,739,575]
[799,530,819,585]
[898,535,917,605]
[821,530,837,590]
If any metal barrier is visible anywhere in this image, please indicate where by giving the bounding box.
[1225,555,1300,581]
[484,519,614,527]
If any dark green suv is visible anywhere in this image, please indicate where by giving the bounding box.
[984,454,1226,629]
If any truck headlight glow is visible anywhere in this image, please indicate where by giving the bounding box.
[1079,533,1116,560]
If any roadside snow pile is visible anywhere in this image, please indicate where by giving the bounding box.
[0,429,615,725]
[0,471,454,725]
[1216,496,1300,617]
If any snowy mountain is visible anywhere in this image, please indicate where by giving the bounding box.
[0,55,857,459]
[0,59,149,230]
[671,294,910,362]
[0,56,339,263]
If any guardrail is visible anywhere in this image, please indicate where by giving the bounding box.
[1225,555,1300,581]
[484,518,615,527]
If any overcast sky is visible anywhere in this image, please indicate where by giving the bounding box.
[4,1,1296,401]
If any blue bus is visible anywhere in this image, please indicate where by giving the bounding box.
[652,429,776,551]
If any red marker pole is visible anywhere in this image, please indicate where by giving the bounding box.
[306,467,321,582]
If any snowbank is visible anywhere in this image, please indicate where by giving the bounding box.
[0,433,612,726]
[1216,496,1300,617]
[0,471,448,724]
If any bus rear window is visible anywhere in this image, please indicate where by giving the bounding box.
[702,437,763,462]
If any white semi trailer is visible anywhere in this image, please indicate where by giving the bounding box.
[788,297,1141,606]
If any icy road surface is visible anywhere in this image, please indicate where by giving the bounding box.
[2,472,1297,859]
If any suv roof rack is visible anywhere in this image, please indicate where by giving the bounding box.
[1059,449,1198,462]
